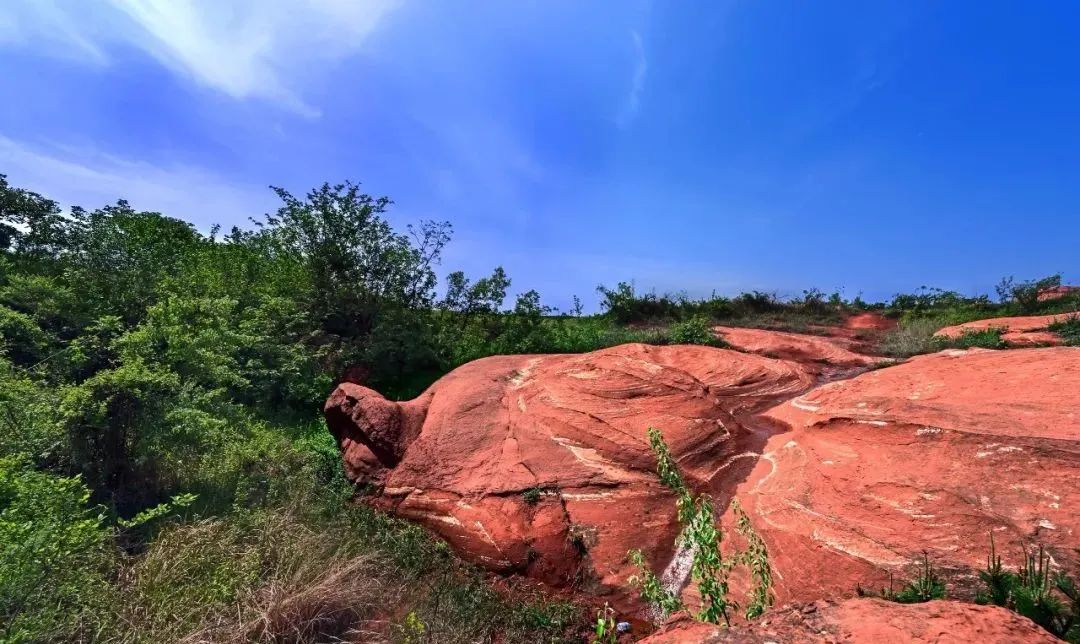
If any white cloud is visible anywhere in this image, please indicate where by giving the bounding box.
[0,135,276,230]
[0,0,108,64]
[0,0,401,116]
[617,30,648,127]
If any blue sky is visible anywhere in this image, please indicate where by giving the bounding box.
[1,1,1078,310]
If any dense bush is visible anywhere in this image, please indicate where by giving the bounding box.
[0,456,112,642]
[0,174,589,642]
[667,315,721,346]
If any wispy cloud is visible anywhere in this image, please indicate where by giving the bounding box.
[0,0,108,64]
[0,0,401,116]
[0,136,276,230]
[617,30,648,127]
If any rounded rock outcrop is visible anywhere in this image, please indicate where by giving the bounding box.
[325,344,817,609]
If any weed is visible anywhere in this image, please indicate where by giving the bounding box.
[975,534,1080,641]
[733,499,773,618]
[522,487,543,506]
[400,611,427,644]
[1048,315,1080,346]
[877,318,941,357]
[591,603,617,644]
[627,549,682,616]
[892,552,947,603]
[937,328,1006,350]
[859,552,946,604]
[977,531,1014,607]
[627,428,773,625]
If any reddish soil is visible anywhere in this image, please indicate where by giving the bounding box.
[843,312,897,331]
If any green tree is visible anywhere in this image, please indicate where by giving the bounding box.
[66,202,206,323]
[258,183,450,338]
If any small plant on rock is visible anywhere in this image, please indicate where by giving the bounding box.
[892,551,947,603]
[858,551,946,604]
[627,428,773,625]
[976,534,1080,641]
[521,487,543,506]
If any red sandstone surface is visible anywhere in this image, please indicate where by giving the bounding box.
[712,325,883,372]
[935,314,1073,346]
[731,347,1079,605]
[326,344,816,609]
[326,339,1080,631]
[640,599,1059,643]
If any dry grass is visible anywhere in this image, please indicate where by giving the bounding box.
[110,507,404,644]
[183,554,402,644]
[104,499,582,644]
[877,318,943,358]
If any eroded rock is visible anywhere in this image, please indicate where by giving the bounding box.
[730,347,1080,604]
[325,344,816,608]
[712,326,884,373]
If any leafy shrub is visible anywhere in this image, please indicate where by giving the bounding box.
[0,304,51,366]
[522,487,543,505]
[628,428,773,624]
[59,360,180,510]
[597,282,679,324]
[890,287,992,316]
[0,358,65,465]
[667,315,720,346]
[0,456,112,643]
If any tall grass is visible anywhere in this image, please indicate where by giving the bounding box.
[106,483,583,643]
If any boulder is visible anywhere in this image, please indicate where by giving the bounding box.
[325,344,816,609]
[729,347,1080,604]
[640,599,1059,643]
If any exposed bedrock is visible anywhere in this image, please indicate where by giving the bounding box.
[325,342,1080,617]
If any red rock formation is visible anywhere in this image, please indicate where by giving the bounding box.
[729,347,1080,605]
[712,326,884,373]
[935,314,1072,346]
[1037,285,1080,302]
[325,344,816,609]
[640,599,1059,643]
